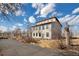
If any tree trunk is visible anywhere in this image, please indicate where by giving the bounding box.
[65,31,70,48]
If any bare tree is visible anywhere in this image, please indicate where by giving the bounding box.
[13,27,22,40]
[0,3,23,21]
[64,23,70,48]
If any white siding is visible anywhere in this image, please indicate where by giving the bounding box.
[32,24,52,39]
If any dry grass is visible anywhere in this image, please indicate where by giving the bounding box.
[19,36,38,43]
[70,39,79,46]
[15,36,61,48]
[36,40,60,48]
[14,35,79,49]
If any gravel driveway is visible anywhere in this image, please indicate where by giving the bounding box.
[0,39,79,56]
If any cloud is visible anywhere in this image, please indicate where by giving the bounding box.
[35,9,40,15]
[15,10,23,16]
[68,15,79,25]
[29,16,36,23]
[32,3,38,8]
[32,3,56,17]
[9,26,17,31]
[50,11,63,17]
[32,3,44,9]
[59,15,70,23]
[16,23,23,26]
[24,18,27,22]
[72,7,79,14]
[59,14,79,36]
[32,3,45,15]
[22,11,26,16]
[40,3,55,17]
[9,24,23,31]
[18,23,23,26]
[4,10,9,14]
[59,15,76,24]
[69,25,79,37]
[59,14,79,26]
[0,26,7,32]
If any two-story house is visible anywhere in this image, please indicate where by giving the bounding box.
[31,17,62,39]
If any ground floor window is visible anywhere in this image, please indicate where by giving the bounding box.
[36,33,38,36]
[46,32,49,37]
[39,33,41,37]
[33,33,35,36]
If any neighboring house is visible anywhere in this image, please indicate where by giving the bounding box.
[31,17,62,39]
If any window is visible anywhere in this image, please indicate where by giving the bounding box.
[33,33,35,36]
[46,24,48,29]
[36,27,38,30]
[52,22,56,28]
[33,27,35,30]
[36,33,38,36]
[32,27,35,30]
[39,26,41,30]
[42,25,45,30]
[46,32,49,37]
[39,33,41,37]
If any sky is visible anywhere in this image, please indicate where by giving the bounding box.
[0,3,79,35]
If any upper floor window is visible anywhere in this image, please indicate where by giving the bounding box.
[46,24,49,29]
[42,25,45,30]
[39,26,41,30]
[36,27,38,30]
[32,27,35,30]
[52,22,56,28]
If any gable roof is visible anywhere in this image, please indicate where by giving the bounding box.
[32,17,62,27]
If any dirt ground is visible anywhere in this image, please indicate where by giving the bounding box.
[0,39,79,56]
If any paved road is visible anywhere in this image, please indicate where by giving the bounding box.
[0,39,79,56]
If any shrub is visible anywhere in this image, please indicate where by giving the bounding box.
[22,36,38,43]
